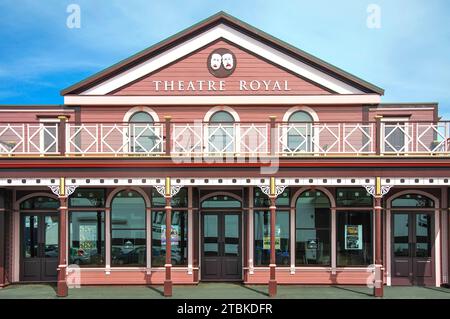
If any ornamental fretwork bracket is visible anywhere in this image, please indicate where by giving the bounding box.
[258,184,287,198]
[153,183,184,197]
[48,185,78,197]
[363,177,393,198]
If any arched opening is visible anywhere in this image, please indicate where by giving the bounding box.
[110,190,146,267]
[295,190,331,266]
[287,110,314,153]
[19,194,59,282]
[208,110,235,153]
[389,192,436,286]
[128,111,160,153]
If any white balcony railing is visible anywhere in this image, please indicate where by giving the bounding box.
[66,123,164,155]
[1,121,450,157]
[172,123,269,156]
[0,123,58,155]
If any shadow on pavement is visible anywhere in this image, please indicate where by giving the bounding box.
[147,285,164,296]
[240,284,269,297]
[332,285,373,297]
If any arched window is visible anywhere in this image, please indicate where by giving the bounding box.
[111,190,146,266]
[392,194,434,208]
[287,111,314,153]
[295,190,331,266]
[20,196,58,210]
[209,111,235,153]
[128,111,159,153]
[201,194,241,208]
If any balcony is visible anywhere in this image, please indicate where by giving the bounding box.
[0,120,449,157]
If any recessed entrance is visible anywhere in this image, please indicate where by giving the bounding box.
[200,193,242,281]
[20,213,59,282]
[391,212,434,286]
[19,195,59,282]
[201,212,242,281]
[391,193,435,286]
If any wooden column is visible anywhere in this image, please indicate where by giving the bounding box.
[165,116,172,156]
[57,177,69,297]
[269,116,277,156]
[164,177,173,297]
[375,115,383,155]
[57,115,69,156]
[268,177,277,297]
[0,189,5,288]
[374,177,384,297]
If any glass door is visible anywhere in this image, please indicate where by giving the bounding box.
[391,212,434,286]
[21,214,59,282]
[201,212,242,281]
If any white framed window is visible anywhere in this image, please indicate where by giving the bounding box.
[381,117,411,154]
[37,118,59,154]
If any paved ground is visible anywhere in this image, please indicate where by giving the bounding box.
[1,283,450,299]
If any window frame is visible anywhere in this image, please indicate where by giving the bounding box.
[69,211,106,267]
[294,190,332,267]
[110,190,147,267]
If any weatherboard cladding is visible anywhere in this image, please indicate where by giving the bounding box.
[61,11,384,96]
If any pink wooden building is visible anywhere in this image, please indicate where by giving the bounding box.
[0,12,448,297]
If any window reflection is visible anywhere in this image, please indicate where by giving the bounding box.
[151,211,188,267]
[69,211,105,266]
[111,191,146,266]
[295,191,331,266]
[254,211,290,266]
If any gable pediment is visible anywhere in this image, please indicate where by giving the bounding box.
[111,39,332,96]
[62,12,383,97]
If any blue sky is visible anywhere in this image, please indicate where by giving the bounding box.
[0,1,449,117]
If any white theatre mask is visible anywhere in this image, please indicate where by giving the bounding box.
[210,53,222,70]
[222,53,234,70]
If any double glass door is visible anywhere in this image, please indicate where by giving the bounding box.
[201,212,242,281]
[392,212,434,285]
[21,214,59,282]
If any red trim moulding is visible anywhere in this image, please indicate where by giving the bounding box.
[1,161,450,168]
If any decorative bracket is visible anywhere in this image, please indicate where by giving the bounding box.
[153,184,184,197]
[363,184,392,197]
[48,185,78,197]
[258,184,287,198]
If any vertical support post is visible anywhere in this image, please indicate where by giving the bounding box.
[268,177,277,297]
[57,177,69,297]
[374,177,384,297]
[375,115,383,155]
[442,187,449,285]
[165,116,172,156]
[58,115,69,156]
[105,207,111,274]
[187,187,193,275]
[146,207,152,275]
[269,116,277,156]
[164,177,173,297]
[0,189,5,288]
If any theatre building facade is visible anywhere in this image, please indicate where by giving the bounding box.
[0,12,449,297]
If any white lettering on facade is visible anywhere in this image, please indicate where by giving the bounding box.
[152,79,291,92]
[208,80,216,91]
[249,80,260,91]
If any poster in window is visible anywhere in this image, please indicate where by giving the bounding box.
[79,225,97,250]
[161,225,180,246]
[344,225,362,250]
[263,224,281,250]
